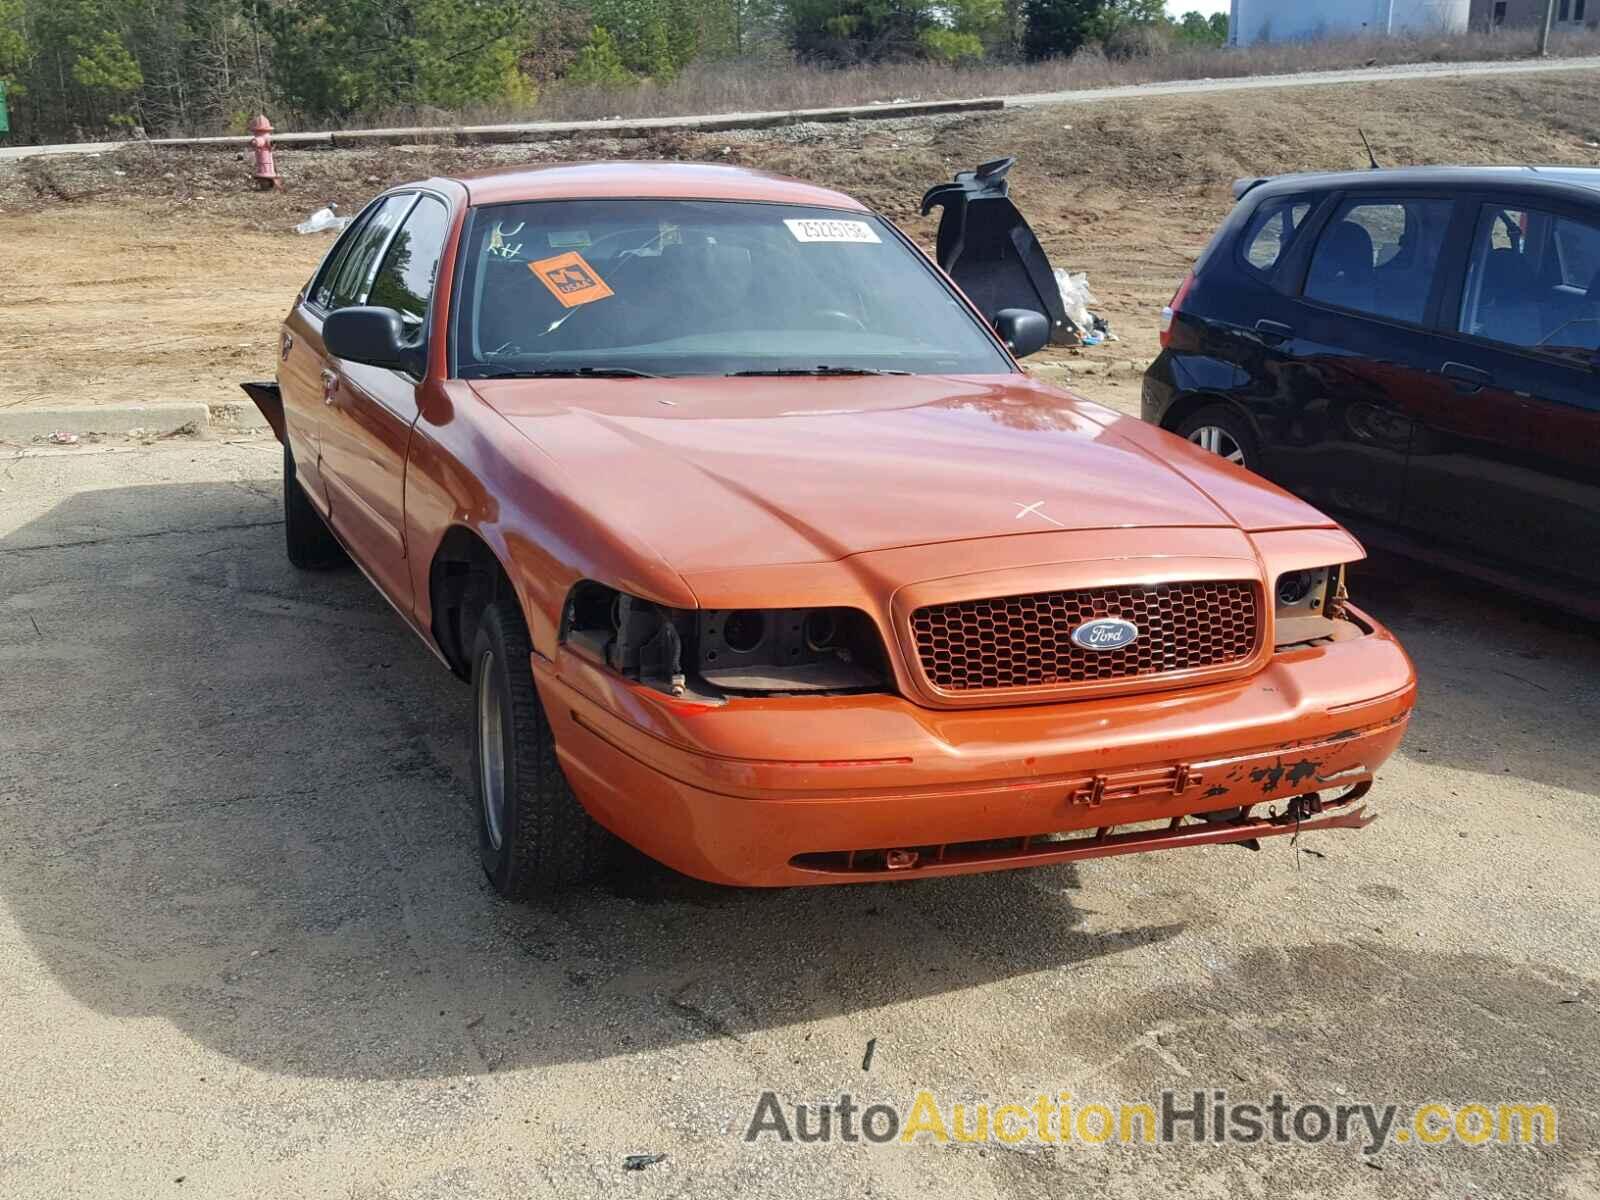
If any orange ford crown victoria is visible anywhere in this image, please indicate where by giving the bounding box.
[249,162,1416,898]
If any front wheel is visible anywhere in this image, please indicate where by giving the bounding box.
[1176,404,1260,471]
[470,600,616,897]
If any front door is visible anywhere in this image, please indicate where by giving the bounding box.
[1417,198,1600,586]
[318,194,453,606]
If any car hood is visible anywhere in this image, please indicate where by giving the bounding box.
[471,374,1334,573]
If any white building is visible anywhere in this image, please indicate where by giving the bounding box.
[1229,0,1472,45]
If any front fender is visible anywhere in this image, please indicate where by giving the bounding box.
[403,381,696,660]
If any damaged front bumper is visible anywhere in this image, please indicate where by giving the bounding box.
[535,603,1416,887]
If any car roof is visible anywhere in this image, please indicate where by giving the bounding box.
[1241,164,1600,204]
[427,161,869,210]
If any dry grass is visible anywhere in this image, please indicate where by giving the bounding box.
[349,27,1600,130]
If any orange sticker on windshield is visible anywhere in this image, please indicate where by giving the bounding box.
[529,251,614,308]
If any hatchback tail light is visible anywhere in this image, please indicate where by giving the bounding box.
[1159,272,1196,350]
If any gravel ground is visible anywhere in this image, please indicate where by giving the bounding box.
[1,438,1596,1198]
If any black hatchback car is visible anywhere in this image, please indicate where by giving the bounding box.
[1144,166,1600,618]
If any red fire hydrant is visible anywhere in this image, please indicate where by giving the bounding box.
[249,114,282,191]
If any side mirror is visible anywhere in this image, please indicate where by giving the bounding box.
[994,308,1051,359]
[323,306,420,374]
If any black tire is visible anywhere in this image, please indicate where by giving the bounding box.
[470,600,615,896]
[283,444,345,569]
[1176,404,1261,472]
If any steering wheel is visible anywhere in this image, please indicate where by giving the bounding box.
[809,309,867,331]
[1536,316,1600,349]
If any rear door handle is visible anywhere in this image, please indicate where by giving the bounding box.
[320,368,339,405]
[1254,319,1295,342]
[1441,361,1492,391]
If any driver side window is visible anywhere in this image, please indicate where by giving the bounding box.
[367,196,451,332]
[1458,203,1600,363]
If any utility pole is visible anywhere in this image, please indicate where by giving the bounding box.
[1537,0,1556,56]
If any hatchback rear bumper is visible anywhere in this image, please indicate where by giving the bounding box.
[535,604,1415,887]
[1141,351,1180,426]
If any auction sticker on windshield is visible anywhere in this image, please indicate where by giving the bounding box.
[784,218,882,244]
[529,251,615,308]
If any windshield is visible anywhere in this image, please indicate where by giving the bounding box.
[452,199,1014,378]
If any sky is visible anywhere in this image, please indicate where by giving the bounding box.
[1167,0,1231,14]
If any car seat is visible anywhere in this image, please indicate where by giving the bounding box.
[476,256,567,355]
[1308,221,1377,313]
[659,242,756,329]
[603,241,757,346]
[1571,268,1600,353]
[1474,248,1544,347]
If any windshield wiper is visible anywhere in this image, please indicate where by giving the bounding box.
[473,366,660,380]
[727,365,909,377]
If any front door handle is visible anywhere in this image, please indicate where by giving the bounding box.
[1255,319,1295,342]
[320,368,339,405]
[1441,361,1492,392]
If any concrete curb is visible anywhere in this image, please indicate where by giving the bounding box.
[0,401,271,445]
[6,53,1600,162]
[324,97,1004,148]
[0,98,1003,161]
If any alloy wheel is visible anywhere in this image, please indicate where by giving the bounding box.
[1188,424,1247,466]
[477,650,507,851]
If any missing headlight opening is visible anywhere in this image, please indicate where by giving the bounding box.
[1273,566,1363,652]
[561,582,888,698]
[1276,570,1317,607]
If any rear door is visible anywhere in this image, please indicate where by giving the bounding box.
[1418,197,1600,585]
[318,193,452,606]
[1266,191,1457,525]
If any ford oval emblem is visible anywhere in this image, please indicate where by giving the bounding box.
[1071,617,1140,652]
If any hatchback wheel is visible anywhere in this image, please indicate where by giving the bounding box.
[1177,405,1259,471]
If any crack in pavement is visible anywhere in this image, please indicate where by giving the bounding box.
[0,518,283,555]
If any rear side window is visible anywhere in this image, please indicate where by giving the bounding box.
[1239,196,1314,272]
[307,204,375,310]
[1303,197,1452,325]
[368,196,451,329]
[312,194,414,311]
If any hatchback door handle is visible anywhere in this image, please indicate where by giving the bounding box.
[1254,319,1295,342]
[1441,361,1492,391]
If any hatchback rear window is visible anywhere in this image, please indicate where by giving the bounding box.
[1239,197,1314,273]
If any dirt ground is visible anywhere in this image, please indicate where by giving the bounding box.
[4,71,1598,417]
